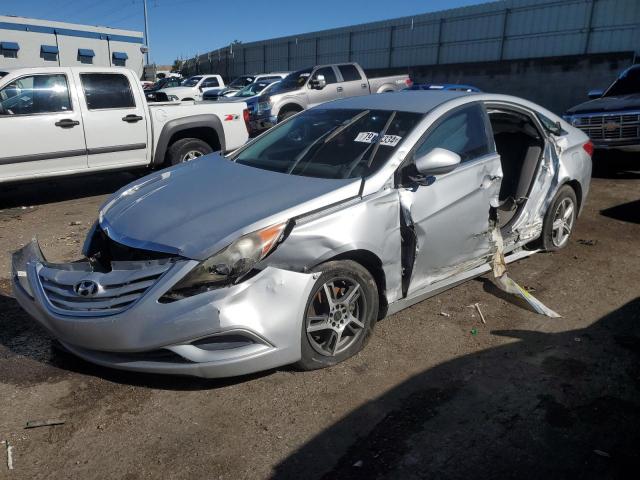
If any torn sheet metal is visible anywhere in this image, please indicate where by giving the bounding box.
[491,223,561,318]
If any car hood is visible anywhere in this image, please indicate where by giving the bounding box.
[566,94,640,114]
[158,86,196,96]
[99,154,362,260]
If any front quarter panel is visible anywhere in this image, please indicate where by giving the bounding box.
[265,189,404,304]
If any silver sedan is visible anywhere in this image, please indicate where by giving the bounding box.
[12,91,592,378]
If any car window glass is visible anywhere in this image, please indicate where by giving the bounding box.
[415,104,490,163]
[338,65,362,82]
[81,73,135,110]
[313,67,337,85]
[233,108,422,179]
[201,77,220,88]
[0,74,71,115]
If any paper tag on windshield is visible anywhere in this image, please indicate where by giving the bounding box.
[380,135,402,147]
[354,132,379,143]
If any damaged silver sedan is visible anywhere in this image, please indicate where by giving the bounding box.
[12,91,592,378]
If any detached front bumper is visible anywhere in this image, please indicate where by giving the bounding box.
[11,240,316,378]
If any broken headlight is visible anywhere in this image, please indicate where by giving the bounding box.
[167,222,287,295]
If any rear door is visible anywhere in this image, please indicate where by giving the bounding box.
[337,64,369,98]
[402,102,503,294]
[75,70,150,169]
[0,69,87,181]
[307,66,342,108]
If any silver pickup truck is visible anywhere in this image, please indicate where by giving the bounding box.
[253,62,411,130]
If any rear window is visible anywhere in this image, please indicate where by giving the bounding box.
[338,65,362,82]
[233,108,423,179]
[80,73,135,110]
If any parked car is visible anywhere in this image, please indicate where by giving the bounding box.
[158,74,226,102]
[255,63,412,128]
[210,79,281,135]
[0,67,249,184]
[212,72,289,99]
[406,83,481,92]
[563,64,640,152]
[12,90,592,378]
[144,76,183,102]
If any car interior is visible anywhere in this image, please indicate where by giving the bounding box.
[488,108,545,228]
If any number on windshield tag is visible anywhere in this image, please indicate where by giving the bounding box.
[354,132,378,143]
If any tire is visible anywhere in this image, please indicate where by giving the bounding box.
[277,109,299,123]
[166,138,213,166]
[538,185,578,251]
[296,260,379,371]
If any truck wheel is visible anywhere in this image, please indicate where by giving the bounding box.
[166,138,213,166]
[278,109,299,123]
[296,260,378,371]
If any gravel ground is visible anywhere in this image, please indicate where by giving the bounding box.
[0,153,638,480]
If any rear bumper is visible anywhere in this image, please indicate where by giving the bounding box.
[12,240,316,378]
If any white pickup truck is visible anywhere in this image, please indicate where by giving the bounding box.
[156,74,226,102]
[0,67,249,184]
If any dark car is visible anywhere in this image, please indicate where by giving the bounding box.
[405,83,481,93]
[564,64,640,152]
[145,76,183,102]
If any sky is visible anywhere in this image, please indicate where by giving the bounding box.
[2,0,488,65]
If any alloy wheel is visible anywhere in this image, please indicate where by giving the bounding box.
[551,197,575,247]
[182,150,203,162]
[305,277,367,357]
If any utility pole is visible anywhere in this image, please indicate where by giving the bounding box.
[143,0,150,65]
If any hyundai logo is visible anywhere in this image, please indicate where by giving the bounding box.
[74,280,99,297]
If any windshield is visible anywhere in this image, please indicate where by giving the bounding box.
[181,76,202,87]
[235,80,278,98]
[269,68,312,95]
[229,76,254,88]
[232,108,422,179]
[605,67,640,97]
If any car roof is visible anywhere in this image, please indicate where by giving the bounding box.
[321,90,475,113]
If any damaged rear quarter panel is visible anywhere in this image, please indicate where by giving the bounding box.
[265,190,404,304]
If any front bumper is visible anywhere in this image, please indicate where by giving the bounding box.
[11,240,316,378]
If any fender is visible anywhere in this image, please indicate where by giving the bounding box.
[152,114,226,166]
[273,99,305,119]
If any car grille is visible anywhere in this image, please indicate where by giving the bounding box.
[38,260,173,315]
[574,112,640,141]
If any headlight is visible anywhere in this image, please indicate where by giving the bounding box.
[257,101,271,113]
[167,94,179,101]
[167,222,287,295]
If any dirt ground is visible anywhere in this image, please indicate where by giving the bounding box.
[0,153,638,480]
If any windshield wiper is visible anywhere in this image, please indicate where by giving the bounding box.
[286,110,371,175]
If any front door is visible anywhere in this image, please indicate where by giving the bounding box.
[402,103,503,294]
[0,70,87,181]
[307,66,342,108]
[75,71,149,169]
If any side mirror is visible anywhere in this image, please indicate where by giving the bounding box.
[310,75,326,90]
[415,148,461,176]
[587,89,603,99]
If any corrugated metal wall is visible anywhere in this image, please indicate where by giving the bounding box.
[181,0,639,77]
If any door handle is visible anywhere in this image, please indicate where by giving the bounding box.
[337,86,344,92]
[361,83,367,88]
[54,118,80,128]
[122,114,143,123]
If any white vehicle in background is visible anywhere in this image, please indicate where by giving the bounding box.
[213,72,289,99]
[159,74,226,101]
[0,67,250,184]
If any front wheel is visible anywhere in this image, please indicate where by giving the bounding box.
[296,260,378,371]
[538,185,578,251]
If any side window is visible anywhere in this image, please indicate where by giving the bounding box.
[415,104,491,163]
[313,67,337,85]
[338,64,362,82]
[81,73,135,110]
[201,77,220,88]
[0,74,71,116]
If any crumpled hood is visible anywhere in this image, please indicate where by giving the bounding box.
[566,94,640,114]
[99,154,361,260]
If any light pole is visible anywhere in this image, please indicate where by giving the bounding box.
[143,0,150,65]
